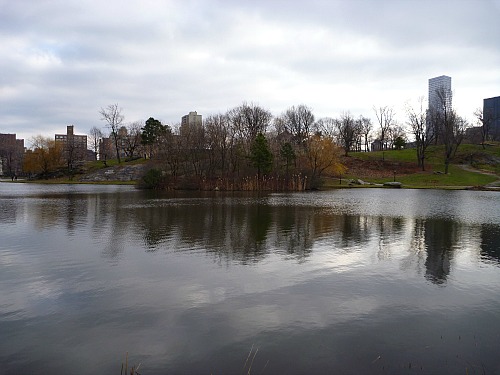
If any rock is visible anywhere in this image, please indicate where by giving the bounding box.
[349,179,369,185]
[79,163,148,182]
[383,181,402,188]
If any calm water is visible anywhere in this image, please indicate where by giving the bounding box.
[1,183,500,374]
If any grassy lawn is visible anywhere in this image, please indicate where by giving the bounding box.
[344,143,499,188]
[352,148,420,163]
[368,165,497,187]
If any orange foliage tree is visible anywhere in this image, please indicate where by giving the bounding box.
[305,134,346,187]
[23,136,63,178]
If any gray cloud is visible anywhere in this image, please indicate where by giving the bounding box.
[1,0,499,143]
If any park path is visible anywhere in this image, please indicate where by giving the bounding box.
[459,164,500,189]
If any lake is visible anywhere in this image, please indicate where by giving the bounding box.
[1,183,499,374]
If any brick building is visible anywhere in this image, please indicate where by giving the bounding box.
[0,133,24,177]
[55,125,91,166]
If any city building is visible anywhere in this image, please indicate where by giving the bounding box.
[181,111,202,128]
[180,111,202,137]
[483,96,500,141]
[55,125,89,164]
[0,133,25,177]
[428,75,452,112]
[427,75,452,142]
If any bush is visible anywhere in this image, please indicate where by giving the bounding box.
[141,168,163,189]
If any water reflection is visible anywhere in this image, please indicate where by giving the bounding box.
[1,184,500,374]
[4,187,498,281]
[480,224,500,264]
[423,219,455,284]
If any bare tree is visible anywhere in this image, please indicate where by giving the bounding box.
[387,124,407,149]
[99,104,124,163]
[406,97,434,170]
[373,106,395,150]
[334,112,360,156]
[315,117,336,139]
[474,107,494,148]
[358,116,372,152]
[88,126,102,160]
[163,124,182,178]
[180,118,206,177]
[282,104,315,148]
[205,113,229,177]
[432,87,466,174]
[123,121,143,159]
[228,102,272,143]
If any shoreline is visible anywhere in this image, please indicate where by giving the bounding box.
[2,178,499,192]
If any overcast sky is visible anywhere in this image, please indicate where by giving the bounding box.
[1,0,499,144]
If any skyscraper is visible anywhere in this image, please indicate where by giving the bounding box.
[428,75,452,112]
[483,96,500,140]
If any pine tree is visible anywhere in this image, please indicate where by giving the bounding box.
[249,133,273,178]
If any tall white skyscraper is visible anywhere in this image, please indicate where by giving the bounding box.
[428,75,452,112]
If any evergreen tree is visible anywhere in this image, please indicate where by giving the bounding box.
[249,133,273,178]
[280,142,296,176]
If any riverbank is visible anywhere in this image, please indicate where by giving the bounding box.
[5,143,499,190]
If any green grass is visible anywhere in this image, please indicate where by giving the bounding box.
[352,148,420,163]
[353,142,500,165]
[456,142,500,157]
[345,142,500,188]
[368,165,497,187]
[475,163,500,174]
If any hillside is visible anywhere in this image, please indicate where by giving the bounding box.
[340,142,500,189]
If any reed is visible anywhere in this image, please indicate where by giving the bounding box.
[121,352,141,375]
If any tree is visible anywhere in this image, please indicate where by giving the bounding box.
[282,104,315,148]
[334,112,360,156]
[88,126,102,160]
[373,106,395,150]
[393,136,406,150]
[406,97,434,170]
[24,136,62,178]
[305,134,345,188]
[163,124,182,178]
[123,121,143,159]
[315,117,336,139]
[228,102,272,143]
[280,142,296,177]
[474,108,493,148]
[388,124,407,149]
[358,116,372,152]
[99,104,124,163]
[141,117,169,158]
[249,133,273,178]
[432,87,467,174]
[205,113,230,177]
[180,117,206,177]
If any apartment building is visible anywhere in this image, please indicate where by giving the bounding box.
[0,133,24,177]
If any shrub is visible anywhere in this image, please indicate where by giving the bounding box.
[141,168,163,189]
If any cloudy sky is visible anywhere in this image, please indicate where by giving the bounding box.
[1,0,499,144]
